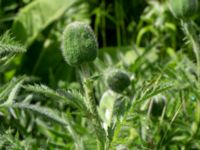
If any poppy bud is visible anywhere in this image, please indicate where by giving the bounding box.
[62,22,98,66]
[106,69,130,93]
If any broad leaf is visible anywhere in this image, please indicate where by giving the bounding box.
[12,0,78,46]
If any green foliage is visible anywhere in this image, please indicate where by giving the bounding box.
[13,103,68,126]
[23,84,87,111]
[0,31,26,70]
[0,130,26,150]
[12,0,79,46]
[169,0,199,19]
[0,31,26,56]
[1,0,200,149]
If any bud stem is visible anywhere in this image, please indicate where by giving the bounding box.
[80,64,106,150]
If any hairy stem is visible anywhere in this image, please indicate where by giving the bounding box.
[81,64,106,150]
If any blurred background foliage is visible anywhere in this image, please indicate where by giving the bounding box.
[0,0,182,84]
[1,0,153,86]
[1,0,200,149]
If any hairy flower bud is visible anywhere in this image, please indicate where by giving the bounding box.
[106,69,130,93]
[62,22,98,66]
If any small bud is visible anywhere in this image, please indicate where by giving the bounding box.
[106,69,130,93]
[62,21,98,66]
[150,96,166,117]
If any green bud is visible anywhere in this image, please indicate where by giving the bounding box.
[150,96,166,117]
[106,69,130,93]
[169,0,198,19]
[62,22,98,66]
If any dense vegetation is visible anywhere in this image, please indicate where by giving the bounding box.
[1,0,200,149]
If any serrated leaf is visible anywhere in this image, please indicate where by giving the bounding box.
[23,84,64,100]
[6,79,24,106]
[0,31,26,57]
[13,103,68,126]
[0,76,26,105]
[23,84,87,111]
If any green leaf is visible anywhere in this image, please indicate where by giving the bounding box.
[0,31,26,57]
[5,78,24,106]
[12,0,78,46]
[0,76,26,105]
[23,84,87,111]
[13,103,68,126]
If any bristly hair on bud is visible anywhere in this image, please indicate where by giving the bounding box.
[61,21,98,66]
[106,69,131,93]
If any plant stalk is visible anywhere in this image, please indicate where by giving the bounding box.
[81,64,106,150]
